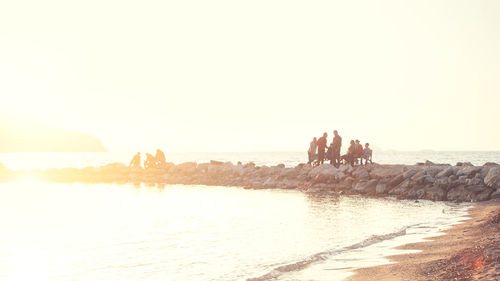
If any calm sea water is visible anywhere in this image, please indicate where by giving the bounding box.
[0,152,482,281]
[0,181,469,281]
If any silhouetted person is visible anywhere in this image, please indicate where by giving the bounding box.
[355,140,363,164]
[327,143,335,165]
[341,140,356,166]
[308,137,317,164]
[332,130,342,168]
[317,132,328,165]
[362,143,373,165]
[155,149,166,167]
[129,152,141,168]
[144,153,156,170]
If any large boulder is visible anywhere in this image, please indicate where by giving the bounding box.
[465,185,487,193]
[436,166,456,178]
[484,167,500,189]
[280,168,299,179]
[491,190,500,200]
[410,170,426,181]
[433,178,449,189]
[262,176,277,188]
[480,163,498,178]
[406,186,426,199]
[412,174,426,185]
[279,178,298,189]
[425,166,445,177]
[309,164,341,183]
[474,188,493,202]
[456,166,482,178]
[424,186,447,201]
[299,164,313,177]
[353,179,378,194]
[389,179,412,196]
[388,175,405,188]
[338,177,355,190]
[232,164,244,176]
[375,182,391,194]
[423,175,436,184]
[338,164,351,174]
[369,165,406,179]
[403,168,421,179]
[446,185,476,202]
[352,169,370,180]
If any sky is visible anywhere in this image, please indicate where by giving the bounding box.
[0,0,499,152]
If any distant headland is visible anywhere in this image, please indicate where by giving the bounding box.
[0,116,107,152]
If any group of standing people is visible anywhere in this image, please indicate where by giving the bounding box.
[308,130,372,167]
[129,149,167,169]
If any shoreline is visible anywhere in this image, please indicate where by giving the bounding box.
[346,200,500,281]
[2,159,500,280]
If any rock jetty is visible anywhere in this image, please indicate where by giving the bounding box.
[2,161,500,202]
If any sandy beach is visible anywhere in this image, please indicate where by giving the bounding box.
[347,200,500,281]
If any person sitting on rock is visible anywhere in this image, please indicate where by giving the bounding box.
[341,140,357,166]
[129,152,141,168]
[361,143,373,165]
[308,137,317,164]
[155,149,166,167]
[144,153,156,170]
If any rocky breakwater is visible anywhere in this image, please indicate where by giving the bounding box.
[2,160,500,203]
[300,161,500,202]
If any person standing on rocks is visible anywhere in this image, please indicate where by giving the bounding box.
[355,140,363,164]
[362,143,373,165]
[332,130,342,168]
[308,137,317,164]
[317,132,328,165]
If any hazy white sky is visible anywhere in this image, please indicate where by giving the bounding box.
[1,0,499,152]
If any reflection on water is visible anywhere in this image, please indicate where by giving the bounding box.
[0,180,469,281]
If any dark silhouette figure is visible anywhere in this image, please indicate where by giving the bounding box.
[341,140,356,166]
[308,137,317,164]
[327,143,335,165]
[355,139,363,164]
[316,132,328,165]
[144,153,156,170]
[129,152,141,168]
[332,130,342,168]
[362,143,373,165]
[155,149,166,167]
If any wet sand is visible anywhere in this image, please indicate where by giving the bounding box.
[346,200,500,281]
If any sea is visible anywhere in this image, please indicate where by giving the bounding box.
[0,151,498,281]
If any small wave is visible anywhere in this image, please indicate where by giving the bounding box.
[247,225,416,281]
